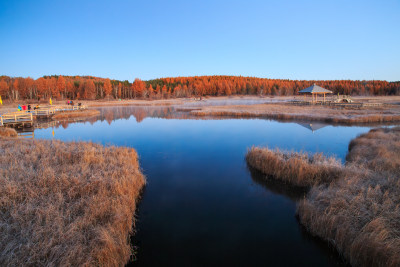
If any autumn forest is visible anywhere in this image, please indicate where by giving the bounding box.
[0,75,399,101]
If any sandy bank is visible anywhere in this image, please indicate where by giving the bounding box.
[0,138,146,266]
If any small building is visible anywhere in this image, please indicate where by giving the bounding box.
[298,84,333,103]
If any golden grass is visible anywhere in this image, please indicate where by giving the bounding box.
[247,127,400,266]
[0,139,146,266]
[52,109,100,120]
[246,147,343,187]
[0,127,17,137]
[298,127,400,267]
[191,103,400,124]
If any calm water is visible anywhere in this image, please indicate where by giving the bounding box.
[32,106,383,266]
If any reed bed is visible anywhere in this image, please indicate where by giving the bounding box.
[246,127,400,266]
[52,109,100,120]
[191,104,400,124]
[246,147,343,187]
[0,127,17,137]
[0,139,145,266]
[298,127,400,267]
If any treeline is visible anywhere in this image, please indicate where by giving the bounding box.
[149,76,400,97]
[0,75,399,101]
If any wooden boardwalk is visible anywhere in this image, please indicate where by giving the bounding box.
[33,105,87,118]
[0,105,88,129]
[0,111,33,128]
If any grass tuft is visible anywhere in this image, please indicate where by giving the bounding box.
[246,147,343,187]
[0,127,17,137]
[52,109,100,120]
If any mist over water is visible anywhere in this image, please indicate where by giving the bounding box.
[31,106,381,266]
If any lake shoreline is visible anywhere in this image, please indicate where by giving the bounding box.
[188,102,400,124]
[1,95,400,113]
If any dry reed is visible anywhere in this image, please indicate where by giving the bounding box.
[0,127,17,137]
[246,127,400,266]
[298,127,400,267]
[191,103,400,124]
[246,147,343,187]
[52,109,100,120]
[0,139,145,266]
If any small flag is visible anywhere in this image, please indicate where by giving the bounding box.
[52,129,54,137]
[49,98,52,105]
[0,96,2,105]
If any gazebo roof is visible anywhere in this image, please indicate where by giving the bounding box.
[298,84,333,94]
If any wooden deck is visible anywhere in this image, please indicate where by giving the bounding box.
[33,105,88,118]
[0,105,88,129]
[0,111,33,128]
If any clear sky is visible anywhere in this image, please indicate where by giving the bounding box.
[0,0,399,82]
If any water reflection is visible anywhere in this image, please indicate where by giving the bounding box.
[99,106,178,123]
[246,164,307,201]
[297,122,328,132]
[31,105,400,133]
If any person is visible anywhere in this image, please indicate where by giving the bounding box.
[28,104,31,111]
[22,105,27,111]
[18,104,21,111]
[34,104,39,110]
[71,100,74,106]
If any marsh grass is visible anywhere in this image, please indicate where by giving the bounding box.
[0,139,145,266]
[298,127,400,267]
[0,127,17,137]
[52,109,100,120]
[191,104,400,124]
[247,127,400,266]
[246,147,343,187]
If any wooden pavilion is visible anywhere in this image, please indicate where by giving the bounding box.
[298,84,333,103]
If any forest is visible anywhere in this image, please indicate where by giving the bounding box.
[0,75,399,101]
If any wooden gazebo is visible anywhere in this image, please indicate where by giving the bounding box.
[298,84,333,103]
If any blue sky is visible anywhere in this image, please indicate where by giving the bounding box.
[0,0,399,81]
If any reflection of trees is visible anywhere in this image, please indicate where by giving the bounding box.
[104,109,114,125]
[35,105,398,132]
[61,121,69,129]
[97,106,180,123]
[34,106,259,131]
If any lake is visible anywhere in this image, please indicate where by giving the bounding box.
[31,105,382,266]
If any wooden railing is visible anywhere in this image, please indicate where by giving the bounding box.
[0,104,88,128]
[32,108,56,116]
[1,111,33,124]
[30,105,87,116]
